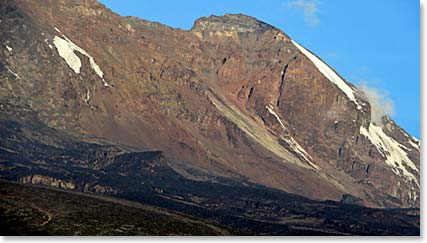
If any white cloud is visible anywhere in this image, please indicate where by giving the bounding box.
[357,81,395,125]
[286,0,320,27]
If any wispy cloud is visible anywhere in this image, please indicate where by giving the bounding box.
[357,81,395,125]
[285,0,320,27]
[325,51,339,59]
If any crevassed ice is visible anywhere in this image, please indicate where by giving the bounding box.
[359,123,419,186]
[53,31,106,82]
[291,40,363,110]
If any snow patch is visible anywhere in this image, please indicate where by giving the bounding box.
[409,136,420,149]
[103,80,111,87]
[6,67,20,79]
[291,40,363,111]
[281,135,317,169]
[44,39,53,49]
[53,32,109,86]
[53,36,82,73]
[207,91,316,170]
[408,139,420,150]
[266,105,286,130]
[408,190,418,202]
[5,45,12,53]
[266,105,318,169]
[359,123,419,185]
[84,89,91,104]
[411,136,419,142]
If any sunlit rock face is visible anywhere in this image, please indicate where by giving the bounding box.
[0,0,419,208]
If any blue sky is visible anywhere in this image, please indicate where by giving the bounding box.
[100,0,420,138]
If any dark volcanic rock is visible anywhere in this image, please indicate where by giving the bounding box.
[0,181,231,236]
[340,194,364,206]
[191,14,276,33]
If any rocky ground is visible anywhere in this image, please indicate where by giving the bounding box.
[0,181,231,236]
[0,107,420,236]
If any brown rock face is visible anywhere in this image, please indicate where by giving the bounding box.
[0,0,419,207]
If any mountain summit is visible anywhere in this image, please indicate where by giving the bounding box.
[191,14,277,33]
[0,0,419,216]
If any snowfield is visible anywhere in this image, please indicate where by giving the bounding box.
[53,27,110,87]
[359,123,419,186]
[291,40,363,111]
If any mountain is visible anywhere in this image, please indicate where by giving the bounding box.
[0,0,420,235]
[0,181,231,236]
[1,180,420,236]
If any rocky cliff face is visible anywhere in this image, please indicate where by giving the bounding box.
[0,0,420,208]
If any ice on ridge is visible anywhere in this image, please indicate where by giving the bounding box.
[53,27,109,86]
[291,39,363,111]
